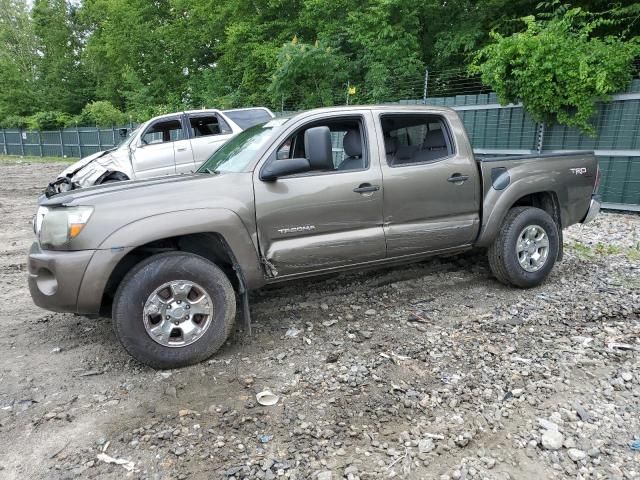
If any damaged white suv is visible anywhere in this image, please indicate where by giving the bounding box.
[47,107,274,194]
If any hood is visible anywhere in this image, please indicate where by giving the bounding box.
[42,172,213,206]
[58,150,111,178]
[39,170,256,251]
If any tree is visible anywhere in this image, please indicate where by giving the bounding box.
[269,38,347,109]
[0,0,39,119]
[471,8,639,134]
[32,0,88,113]
[79,101,126,127]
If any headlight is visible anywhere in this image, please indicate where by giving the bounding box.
[36,206,94,248]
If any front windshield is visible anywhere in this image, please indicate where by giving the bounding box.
[116,124,143,149]
[198,118,288,173]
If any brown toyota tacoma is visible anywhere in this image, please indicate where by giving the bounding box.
[28,105,601,368]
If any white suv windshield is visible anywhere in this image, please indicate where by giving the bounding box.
[198,118,288,173]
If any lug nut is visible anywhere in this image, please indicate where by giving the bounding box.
[185,305,190,310]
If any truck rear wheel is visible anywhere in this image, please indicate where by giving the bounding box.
[112,252,236,369]
[488,206,559,288]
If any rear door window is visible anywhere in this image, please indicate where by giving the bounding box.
[189,114,232,137]
[380,115,454,166]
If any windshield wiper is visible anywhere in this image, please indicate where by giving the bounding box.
[204,168,220,175]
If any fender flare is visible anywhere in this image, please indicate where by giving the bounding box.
[76,208,265,313]
[476,180,565,247]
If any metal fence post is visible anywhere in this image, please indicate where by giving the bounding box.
[536,122,545,154]
[1,129,6,155]
[19,129,24,156]
[59,130,64,157]
[112,126,116,147]
[423,68,429,104]
[38,130,43,157]
[77,126,83,158]
[97,127,102,151]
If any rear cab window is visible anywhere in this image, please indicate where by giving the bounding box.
[380,114,454,167]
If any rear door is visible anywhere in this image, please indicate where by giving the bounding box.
[132,117,185,178]
[253,111,386,277]
[377,110,481,256]
[187,112,235,167]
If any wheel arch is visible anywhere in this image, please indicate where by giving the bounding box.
[76,208,266,316]
[476,189,562,248]
[99,232,246,316]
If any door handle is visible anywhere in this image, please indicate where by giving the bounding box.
[353,183,380,193]
[447,173,469,184]
[177,147,188,152]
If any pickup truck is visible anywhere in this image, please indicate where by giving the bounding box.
[46,107,275,194]
[28,105,601,368]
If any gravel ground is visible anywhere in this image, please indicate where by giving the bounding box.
[0,161,639,480]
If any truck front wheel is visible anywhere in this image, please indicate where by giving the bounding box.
[112,252,236,369]
[488,207,559,288]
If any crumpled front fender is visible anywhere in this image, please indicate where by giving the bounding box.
[47,149,134,196]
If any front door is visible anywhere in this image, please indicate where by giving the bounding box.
[132,117,184,179]
[253,112,386,277]
[378,111,481,256]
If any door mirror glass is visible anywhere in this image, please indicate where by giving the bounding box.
[261,157,310,181]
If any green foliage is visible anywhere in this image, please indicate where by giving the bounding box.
[0,115,29,129]
[0,0,638,125]
[269,39,347,108]
[26,111,72,130]
[79,101,127,127]
[0,0,39,119]
[32,0,88,113]
[471,9,639,134]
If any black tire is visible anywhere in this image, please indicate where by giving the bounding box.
[112,252,236,369]
[99,171,129,184]
[487,207,559,288]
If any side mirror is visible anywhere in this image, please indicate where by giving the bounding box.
[304,126,332,170]
[261,157,310,181]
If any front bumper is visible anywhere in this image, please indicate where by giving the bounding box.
[27,242,95,313]
[581,195,601,224]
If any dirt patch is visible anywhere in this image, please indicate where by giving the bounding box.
[0,162,638,479]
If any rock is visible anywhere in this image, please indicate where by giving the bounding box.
[537,418,560,431]
[344,465,358,475]
[541,431,564,450]
[364,309,376,315]
[620,371,632,382]
[173,446,186,456]
[326,351,340,363]
[567,448,587,462]
[317,471,333,480]
[418,438,434,453]
[572,402,590,422]
[511,388,524,398]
